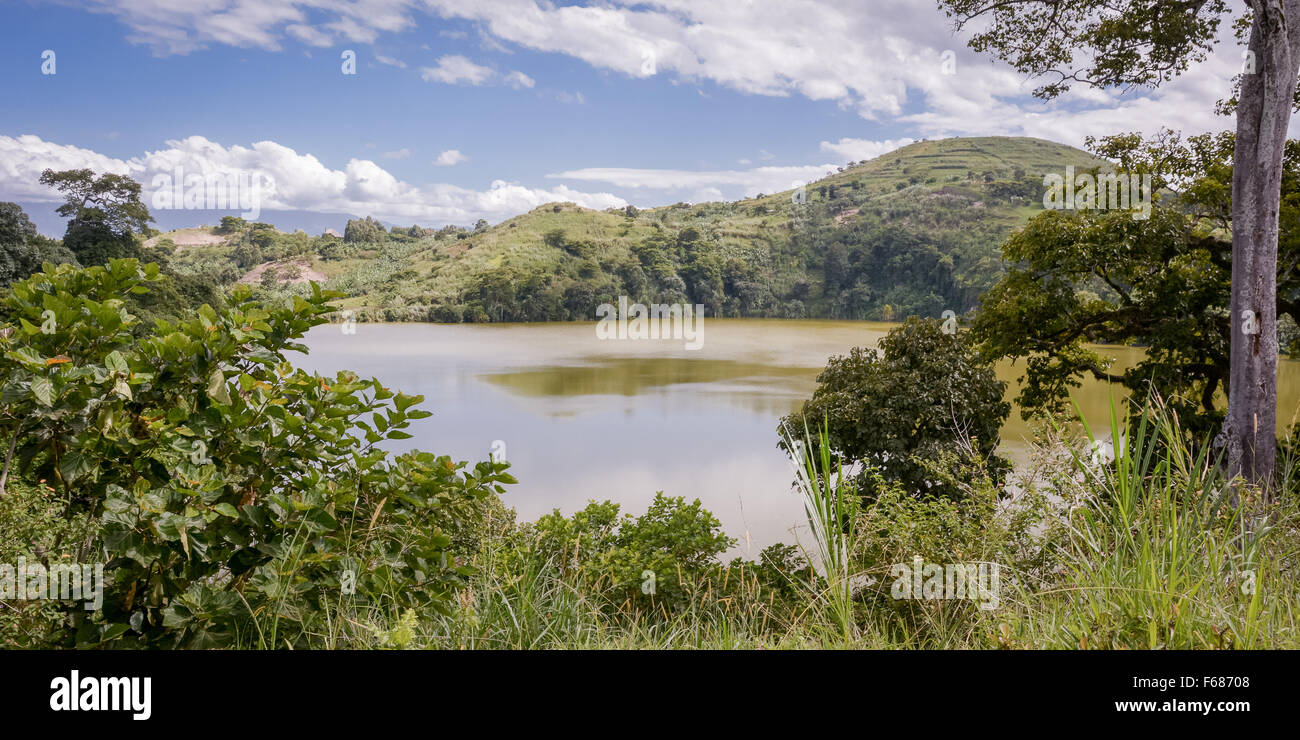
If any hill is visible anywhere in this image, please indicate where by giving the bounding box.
[159,136,1111,323]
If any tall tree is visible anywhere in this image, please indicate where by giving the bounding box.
[938,0,1300,489]
[38,168,152,266]
[0,202,40,286]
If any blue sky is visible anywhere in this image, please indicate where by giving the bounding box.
[0,0,1246,234]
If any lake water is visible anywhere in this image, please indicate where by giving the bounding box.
[295,320,1300,557]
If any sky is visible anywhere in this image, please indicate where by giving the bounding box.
[0,0,1266,235]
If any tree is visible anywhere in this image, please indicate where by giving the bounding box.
[61,219,139,267]
[343,216,386,244]
[231,241,264,269]
[259,265,280,288]
[0,202,39,286]
[780,318,1011,502]
[543,228,566,250]
[38,168,152,266]
[214,216,247,235]
[975,129,1300,438]
[938,0,1299,488]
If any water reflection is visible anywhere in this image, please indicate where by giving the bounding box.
[296,320,1300,554]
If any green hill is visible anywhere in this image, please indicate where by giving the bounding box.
[161,136,1110,323]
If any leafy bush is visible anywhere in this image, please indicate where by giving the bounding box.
[781,317,1011,501]
[513,493,736,612]
[0,260,514,647]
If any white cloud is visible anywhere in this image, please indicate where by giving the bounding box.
[375,53,408,68]
[285,23,333,47]
[819,137,915,163]
[504,70,536,89]
[420,54,497,85]
[0,135,136,200]
[434,149,468,166]
[382,148,412,159]
[0,133,624,227]
[75,1,1257,146]
[420,56,537,90]
[547,163,838,198]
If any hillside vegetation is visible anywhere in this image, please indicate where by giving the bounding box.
[163,136,1109,323]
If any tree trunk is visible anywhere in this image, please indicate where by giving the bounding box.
[1221,0,1300,493]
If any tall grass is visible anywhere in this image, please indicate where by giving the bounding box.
[1012,392,1294,648]
[781,420,859,642]
[224,396,1300,650]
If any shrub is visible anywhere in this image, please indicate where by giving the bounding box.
[781,317,1011,501]
[0,260,514,647]
[516,493,735,612]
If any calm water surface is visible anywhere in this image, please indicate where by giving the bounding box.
[296,320,1300,556]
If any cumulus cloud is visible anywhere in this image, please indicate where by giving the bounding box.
[0,133,624,226]
[76,0,1257,145]
[0,135,136,200]
[382,147,412,159]
[434,149,468,166]
[375,53,408,68]
[819,137,915,163]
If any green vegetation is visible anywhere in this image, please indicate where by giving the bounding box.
[2,260,1294,649]
[781,317,1012,502]
[0,261,513,647]
[132,137,1108,324]
[4,132,1298,651]
[973,130,1300,440]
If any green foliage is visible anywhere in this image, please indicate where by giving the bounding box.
[518,493,736,612]
[344,216,387,244]
[783,421,859,640]
[39,168,152,237]
[0,473,98,647]
[0,202,43,287]
[214,216,247,235]
[0,260,514,647]
[974,130,1300,436]
[782,317,1011,500]
[937,1,1228,101]
[60,218,141,267]
[38,169,151,268]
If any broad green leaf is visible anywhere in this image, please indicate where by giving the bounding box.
[31,376,53,406]
[207,368,231,405]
